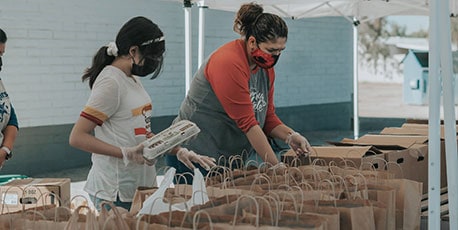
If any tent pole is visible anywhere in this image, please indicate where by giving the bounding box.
[322,4,360,139]
[353,19,359,139]
[439,0,458,228]
[198,0,206,68]
[184,0,192,95]
[428,0,442,229]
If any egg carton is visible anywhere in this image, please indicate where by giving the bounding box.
[143,120,200,161]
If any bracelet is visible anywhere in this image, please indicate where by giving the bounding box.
[285,131,300,145]
[1,146,12,160]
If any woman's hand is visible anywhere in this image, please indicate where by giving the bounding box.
[286,132,312,156]
[177,148,216,170]
[121,144,156,166]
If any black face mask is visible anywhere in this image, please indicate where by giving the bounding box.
[131,56,159,78]
[0,57,2,72]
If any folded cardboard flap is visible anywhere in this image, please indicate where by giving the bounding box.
[328,138,403,150]
[401,123,458,130]
[381,127,428,136]
[307,146,385,169]
[408,144,427,160]
[350,134,429,149]
[381,126,449,139]
[401,123,430,129]
[312,146,381,158]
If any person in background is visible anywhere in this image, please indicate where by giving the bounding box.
[166,3,312,183]
[0,28,18,170]
[69,16,215,211]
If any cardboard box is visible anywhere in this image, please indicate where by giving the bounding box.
[402,122,458,129]
[379,127,450,192]
[383,144,429,193]
[314,146,385,169]
[282,146,386,170]
[347,134,429,149]
[331,133,455,193]
[381,127,431,137]
[331,134,431,193]
[382,123,458,139]
[398,123,458,138]
[0,178,70,213]
[281,150,311,166]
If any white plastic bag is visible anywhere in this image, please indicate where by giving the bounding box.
[137,167,209,216]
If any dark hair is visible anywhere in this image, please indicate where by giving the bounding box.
[82,16,165,89]
[233,2,288,43]
[0,28,7,43]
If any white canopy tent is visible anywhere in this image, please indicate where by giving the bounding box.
[170,1,458,229]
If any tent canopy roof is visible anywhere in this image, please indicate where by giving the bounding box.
[181,0,458,22]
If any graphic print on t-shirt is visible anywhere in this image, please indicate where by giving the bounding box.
[250,89,266,112]
[0,89,10,123]
[133,104,153,141]
[0,101,9,123]
[248,70,269,128]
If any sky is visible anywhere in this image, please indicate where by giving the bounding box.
[386,15,429,34]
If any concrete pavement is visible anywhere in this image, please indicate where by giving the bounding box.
[358,82,457,120]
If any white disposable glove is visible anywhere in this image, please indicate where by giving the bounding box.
[120,144,156,166]
[285,132,312,156]
[176,148,216,170]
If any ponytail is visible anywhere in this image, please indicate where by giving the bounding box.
[82,46,115,89]
[81,16,164,89]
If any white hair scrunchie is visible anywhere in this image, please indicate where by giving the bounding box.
[106,42,118,57]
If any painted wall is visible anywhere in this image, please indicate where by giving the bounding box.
[0,0,353,175]
[402,50,428,105]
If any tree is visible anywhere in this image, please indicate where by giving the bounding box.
[358,18,426,78]
[358,18,392,73]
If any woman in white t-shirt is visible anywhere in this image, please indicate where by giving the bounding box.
[69,16,215,212]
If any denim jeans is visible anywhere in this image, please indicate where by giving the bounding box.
[165,154,209,184]
[89,194,132,212]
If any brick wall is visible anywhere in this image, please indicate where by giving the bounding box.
[0,0,353,128]
[0,0,354,174]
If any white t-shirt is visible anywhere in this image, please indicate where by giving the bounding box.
[81,66,156,202]
[0,78,12,144]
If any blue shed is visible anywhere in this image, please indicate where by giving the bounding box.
[402,49,458,105]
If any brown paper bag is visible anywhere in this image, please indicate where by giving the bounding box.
[0,205,72,229]
[222,194,329,229]
[330,166,395,180]
[317,199,376,230]
[222,207,326,230]
[64,205,98,230]
[293,201,340,230]
[212,222,320,230]
[382,178,422,230]
[130,186,158,215]
[371,200,388,230]
[22,219,69,230]
[126,210,195,229]
[18,206,92,230]
[366,184,396,230]
[345,181,395,230]
[98,202,135,230]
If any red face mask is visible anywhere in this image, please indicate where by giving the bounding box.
[250,48,280,69]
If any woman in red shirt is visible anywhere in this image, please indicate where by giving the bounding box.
[167,3,312,183]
